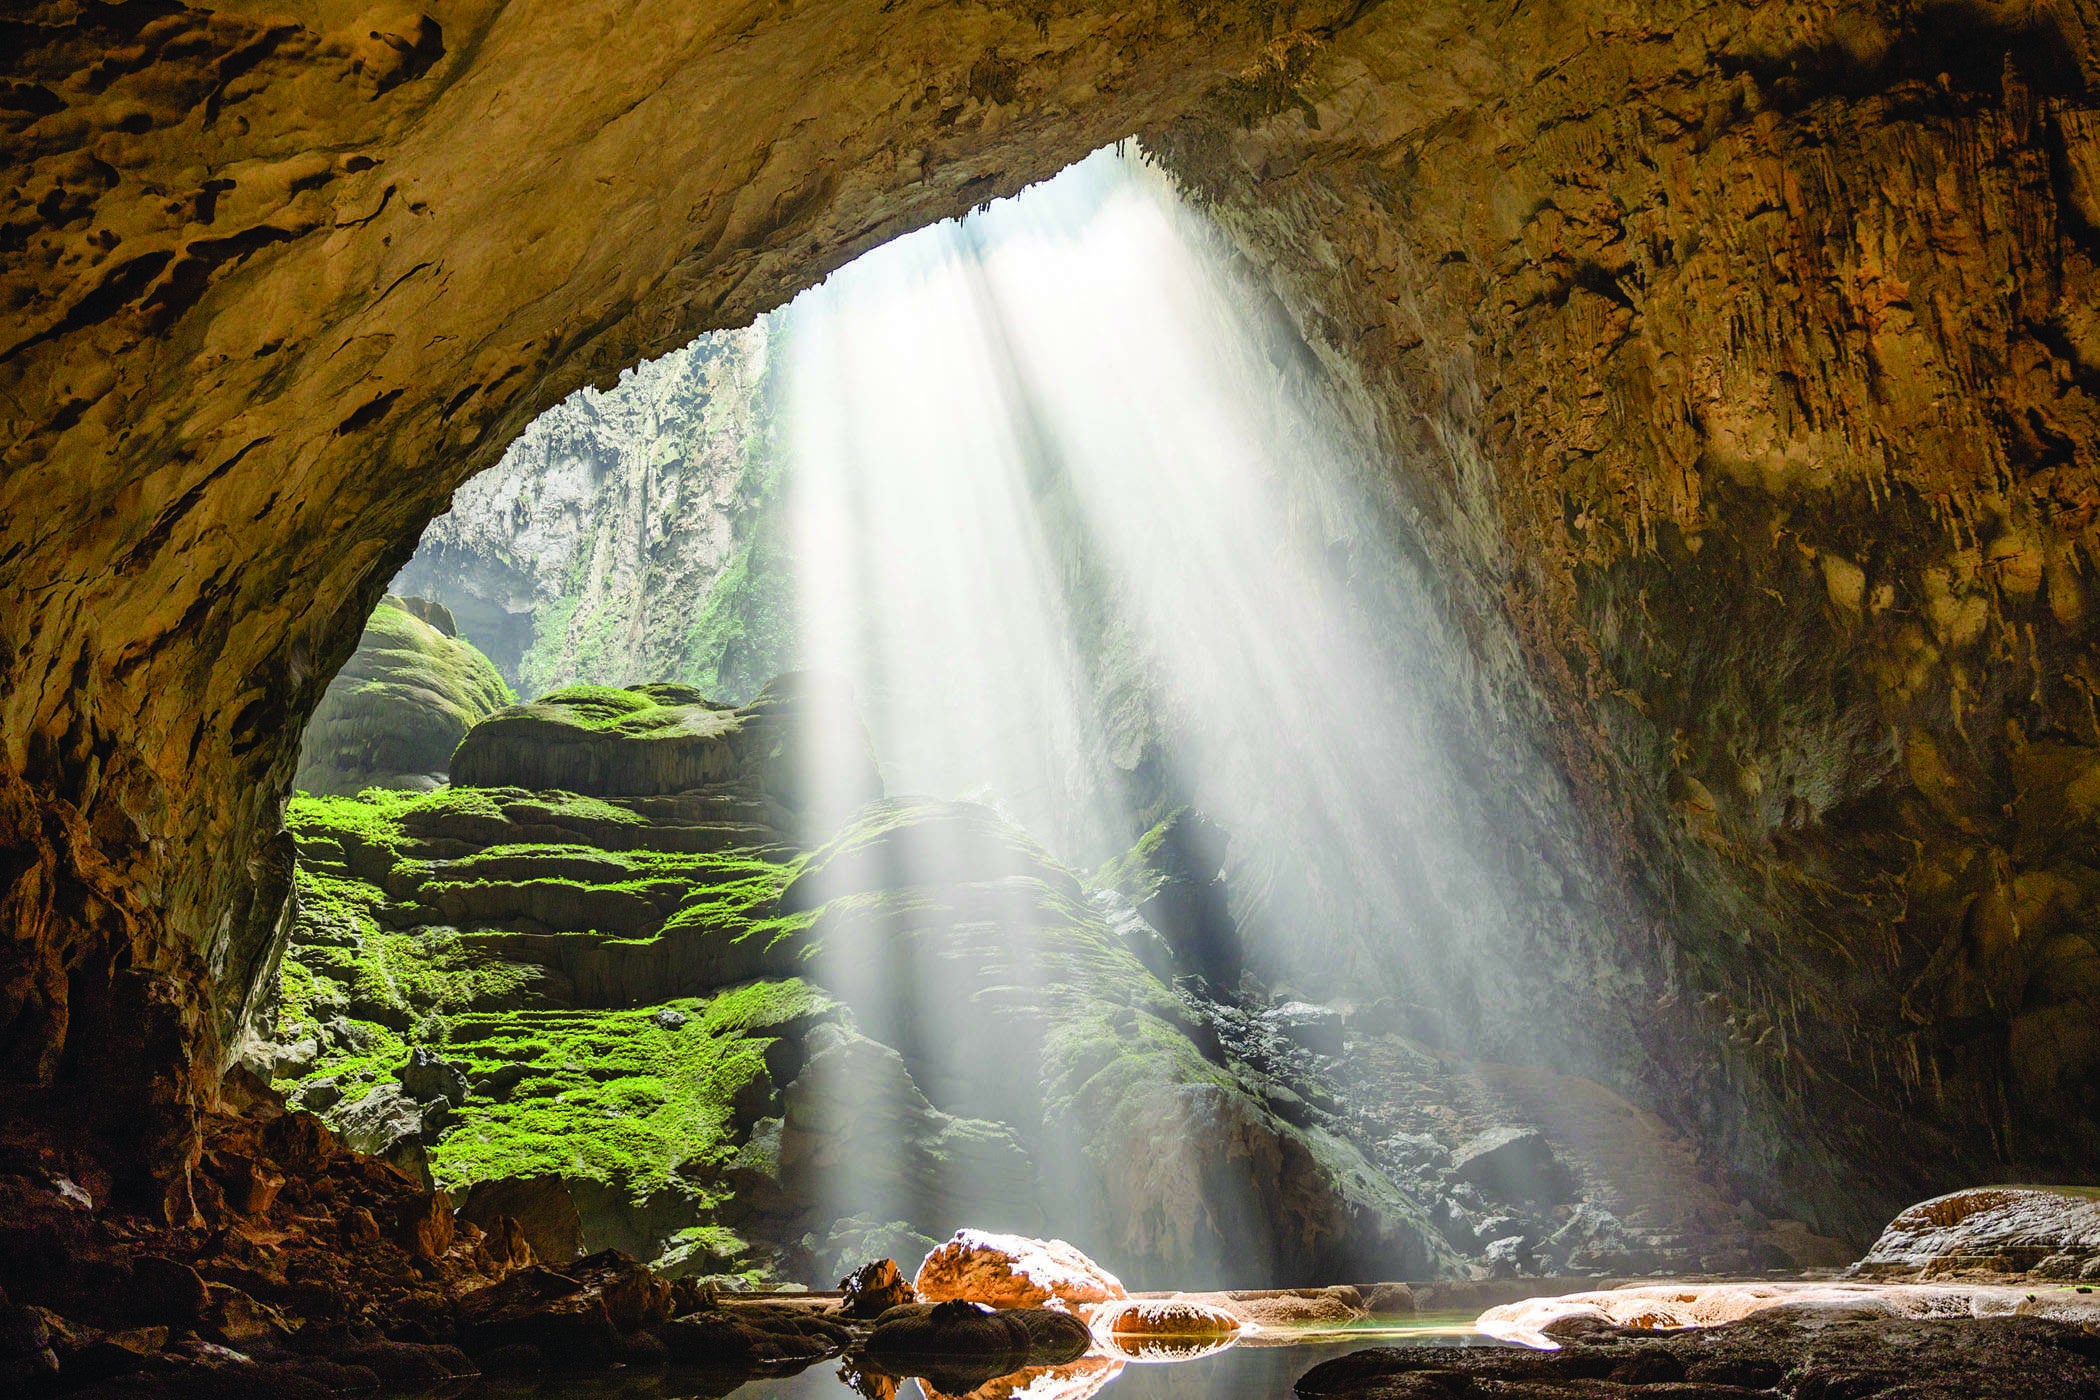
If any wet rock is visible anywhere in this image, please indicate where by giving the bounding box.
[1095,1298,1240,1340]
[1857,1186,2100,1277]
[1298,1312,2100,1400]
[1450,1127,1571,1205]
[658,1301,852,1364]
[457,1267,618,1367]
[839,1258,916,1319]
[328,1339,476,1383]
[1477,1279,2100,1349]
[652,1008,688,1030]
[913,1230,1126,1311]
[571,1249,674,1331]
[1266,1001,1345,1058]
[397,1048,470,1109]
[457,1175,584,1265]
[864,1300,1091,1393]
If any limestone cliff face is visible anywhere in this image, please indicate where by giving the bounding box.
[394,325,790,700]
[7,0,2100,1238]
[1147,0,2100,1232]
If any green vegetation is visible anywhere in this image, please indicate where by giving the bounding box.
[294,600,514,795]
[269,783,809,1196]
[429,979,829,1197]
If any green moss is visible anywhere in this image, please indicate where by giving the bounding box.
[1094,809,1182,905]
[427,979,830,1197]
[294,602,513,794]
[524,684,660,726]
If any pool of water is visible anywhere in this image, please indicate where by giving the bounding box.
[465,1317,1506,1400]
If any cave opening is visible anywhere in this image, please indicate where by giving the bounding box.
[271,146,1686,1301]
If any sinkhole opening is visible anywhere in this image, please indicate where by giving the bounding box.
[266,144,1772,1297]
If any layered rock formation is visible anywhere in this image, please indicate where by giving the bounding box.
[258,677,1757,1287]
[291,595,511,795]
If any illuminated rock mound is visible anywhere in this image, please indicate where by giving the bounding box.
[1855,1186,2100,1279]
[1095,1298,1241,1339]
[913,1230,1128,1312]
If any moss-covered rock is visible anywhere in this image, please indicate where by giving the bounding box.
[293,597,515,795]
[266,683,1467,1286]
[449,673,879,829]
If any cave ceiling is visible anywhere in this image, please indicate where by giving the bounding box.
[6,0,2100,1228]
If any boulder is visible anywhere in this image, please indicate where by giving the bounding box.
[1094,1298,1240,1340]
[449,673,879,821]
[458,1175,585,1265]
[839,1258,915,1319]
[913,1231,1126,1311]
[456,1267,618,1367]
[331,1084,425,1163]
[658,1301,852,1365]
[1856,1187,2100,1277]
[1475,1279,2100,1350]
[397,1048,470,1108]
[1165,1287,1364,1328]
[864,1301,1091,1393]
[1450,1127,1572,1205]
[293,597,513,795]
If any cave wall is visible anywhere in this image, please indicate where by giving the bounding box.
[1147,0,2100,1233]
[0,0,1350,1214]
[7,0,2100,1237]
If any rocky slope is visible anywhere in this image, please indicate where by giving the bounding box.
[392,326,792,700]
[253,679,1773,1288]
[291,596,511,795]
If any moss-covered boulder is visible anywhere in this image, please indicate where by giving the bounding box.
[294,596,514,795]
[450,673,880,829]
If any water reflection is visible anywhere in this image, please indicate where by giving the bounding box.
[457,1320,1498,1400]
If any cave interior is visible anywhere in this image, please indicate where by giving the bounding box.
[7,0,2100,1395]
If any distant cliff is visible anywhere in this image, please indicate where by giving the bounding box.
[394,323,790,704]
